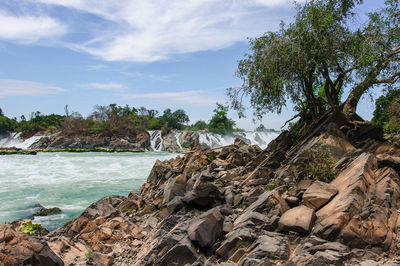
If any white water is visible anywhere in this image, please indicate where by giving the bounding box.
[0,130,280,151]
[0,133,44,149]
[0,152,178,230]
[147,130,280,151]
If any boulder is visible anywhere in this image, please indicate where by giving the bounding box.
[81,195,126,219]
[0,223,63,266]
[188,207,224,248]
[278,205,316,234]
[302,181,338,210]
[91,252,114,266]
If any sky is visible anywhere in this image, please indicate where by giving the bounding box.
[0,0,387,130]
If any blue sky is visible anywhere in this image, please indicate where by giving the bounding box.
[0,0,386,130]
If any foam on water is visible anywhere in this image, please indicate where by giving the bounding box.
[0,152,177,230]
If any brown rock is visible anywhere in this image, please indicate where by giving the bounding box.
[302,181,338,210]
[278,205,316,234]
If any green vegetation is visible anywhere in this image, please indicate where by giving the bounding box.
[0,149,37,155]
[0,102,240,140]
[228,0,400,123]
[266,181,277,191]
[19,221,42,235]
[305,147,337,182]
[372,89,400,133]
[86,250,92,260]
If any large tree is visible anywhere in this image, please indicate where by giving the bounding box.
[228,0,400,123]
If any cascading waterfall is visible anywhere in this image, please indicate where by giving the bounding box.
[175,132,183,150]
[0,133,44,149]
[148,130,163,151]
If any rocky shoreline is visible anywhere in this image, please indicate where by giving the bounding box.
[2,111,400,265]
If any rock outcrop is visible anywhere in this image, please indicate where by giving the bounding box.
[2,112,400,265]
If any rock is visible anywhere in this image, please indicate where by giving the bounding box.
[188,207,224,248]
[34,206,62,217]
[179,131,200,149]
[278,205,316,234]
[243,232,289,261]
[0,223,63,266]
[216,228,256,260]
[234,190,289,231]
[302,181,338,210]
[182,180,223,208]
[376,154,400,172]
[91,252,114,266]
[156,238,199,266]
[81,195,126,219]
[163,174,186,203]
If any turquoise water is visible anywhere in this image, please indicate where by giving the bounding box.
[0,152,178,230]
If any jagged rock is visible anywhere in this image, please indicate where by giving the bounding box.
[242,232,289,261]
[34,206,62,217]
[216,228,256,260]
[0,223,63,266]
[234,190,289,231]
[156,238,199,266]
[182,180,223,208]
[188,207,224,247]
[278,205,316,234]
[302,181,338,210]
[376,154,400,171]
[81,195,126,219]
[163,174,186,203]
[314,152,400,249]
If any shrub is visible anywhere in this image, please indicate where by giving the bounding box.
[305,147,337,182]
[19,221,42,235]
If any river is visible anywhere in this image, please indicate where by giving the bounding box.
[0,152,178,230]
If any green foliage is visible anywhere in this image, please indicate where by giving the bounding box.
[372,89,400,127]
[189,120,208,131]
[229,0,400,120]
[19,221,42,235]
[0,115,18,134]
[385,98,400,133]
[305,147,337,182]
[17,113,64,137]
[208,103,235,135]
[266,181,277,191]
[86,250,92,260]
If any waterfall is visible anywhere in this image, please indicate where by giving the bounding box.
[0,133,44,150]
[175,132,183,150]
[148,130,163,151]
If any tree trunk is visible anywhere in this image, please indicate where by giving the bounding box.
[342,60,388,119]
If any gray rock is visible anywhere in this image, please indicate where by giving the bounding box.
[188,208,224,248]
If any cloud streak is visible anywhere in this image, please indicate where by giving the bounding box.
[121,90,219,106]
[0,79,67,97]
[87,82,126,91]
[2,0,302,62]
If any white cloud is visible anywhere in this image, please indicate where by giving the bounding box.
[0,11,67,43]
[87,82,126,91]
[121,90,219,106]
[28,0,301,62]
[0,79,66,97]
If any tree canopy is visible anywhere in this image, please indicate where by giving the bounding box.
[228,0,400,122]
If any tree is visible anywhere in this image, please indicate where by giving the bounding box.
[209,103,235,134]
[228,0,400,122]
[372,88,400,126]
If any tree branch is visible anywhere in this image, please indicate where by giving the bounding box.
[375,71,400,84]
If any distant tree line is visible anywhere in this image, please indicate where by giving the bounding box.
[0,103,239,138]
